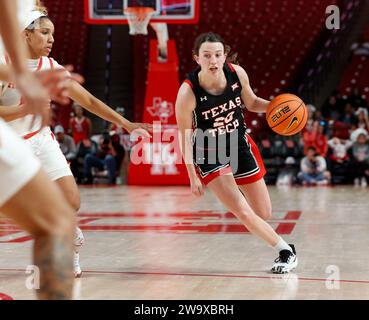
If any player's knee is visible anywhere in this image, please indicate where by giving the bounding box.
[231,202,253,222]
[259,207,272,220]
[32,204,75,239]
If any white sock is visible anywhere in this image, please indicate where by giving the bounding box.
[274,237,292,253]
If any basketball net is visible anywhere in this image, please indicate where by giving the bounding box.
[124,7,155,35]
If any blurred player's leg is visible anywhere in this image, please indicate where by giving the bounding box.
[0,120,75,299]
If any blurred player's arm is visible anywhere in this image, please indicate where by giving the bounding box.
[0,104,28,122]
[232,64,270,113]
[0,65,13,82]
[66,80,151,137]
[0,1,28,75]
[175,82,204,196]
[0,1,63,127]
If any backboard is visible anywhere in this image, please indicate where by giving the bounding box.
[84,0,199,24]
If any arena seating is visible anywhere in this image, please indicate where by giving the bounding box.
[44,0,88,75]
[44,0,89,127]
[338,23,369,102]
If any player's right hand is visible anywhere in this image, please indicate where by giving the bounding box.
[190,176,204,197]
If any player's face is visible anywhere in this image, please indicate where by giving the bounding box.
[56,132,64,141]
[357,134,367,144]
[307,149,315,160]
[195,42,226,75]
[25,19,55,57]
[75,106,83,116]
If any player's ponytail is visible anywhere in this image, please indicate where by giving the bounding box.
[192,32,239,64]
[34,0,48,15]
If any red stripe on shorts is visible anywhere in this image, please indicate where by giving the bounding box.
[197,165,233,185]
[234,134,266,185]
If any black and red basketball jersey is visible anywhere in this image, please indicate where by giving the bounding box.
[184,63,247,149]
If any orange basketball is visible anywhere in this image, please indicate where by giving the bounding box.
[266,93,308,136]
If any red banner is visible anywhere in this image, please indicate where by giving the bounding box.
[128,40,189,185]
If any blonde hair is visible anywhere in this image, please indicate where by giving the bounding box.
[34,0,48,15]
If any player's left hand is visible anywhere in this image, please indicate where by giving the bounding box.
[190,176,205,197]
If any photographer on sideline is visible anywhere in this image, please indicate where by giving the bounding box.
[82,132,123,184]
[298,146,331,186]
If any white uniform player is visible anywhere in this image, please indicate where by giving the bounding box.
[1,55,74,181]
[0,117,41,206]
[0,9,84,277]
[0,0,42,207]
[0,0,81,299]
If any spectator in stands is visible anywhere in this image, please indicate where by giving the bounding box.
[340,103,356,126]
[348,87,368,110]
[71,137,98,183]
[327,137,352,184]
[350,122,369,142]
[306,104,317,124]
[284,135,304,161]
[257,132,273,159]
[82,133,124,184]
[351,133,369,187]
[54,125,76,162]
[302,120,318,155]
[276,157,299,186]
[328,137,352,164]
[306,104,324,130]
[353,107,369,132]
[314,121,329,157]
[298,146,331,186]
[108,107,127,135]
[69,103,92,145]
[321,94,340,119]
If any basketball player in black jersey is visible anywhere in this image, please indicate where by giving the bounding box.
[176,32,298,274]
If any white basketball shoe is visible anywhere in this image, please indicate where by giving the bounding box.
[271,244,298,274]
[74,227,84,278]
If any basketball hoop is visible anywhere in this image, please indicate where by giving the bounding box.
[124,7,155,35]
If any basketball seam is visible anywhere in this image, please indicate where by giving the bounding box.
[270,102,304,129]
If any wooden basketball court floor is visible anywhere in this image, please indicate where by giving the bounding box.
[0,185,368,300]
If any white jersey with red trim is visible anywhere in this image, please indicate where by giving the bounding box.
[0,56,64,136]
